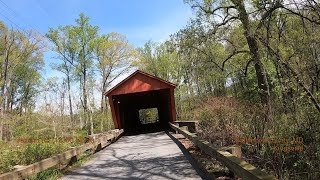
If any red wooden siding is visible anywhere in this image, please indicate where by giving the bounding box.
[105,70,176,130]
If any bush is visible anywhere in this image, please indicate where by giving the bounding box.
[92,112,114,133]
[22,141,68,164]
[0,148,23,174]
[191,96,320,179]
[193,97,247,147]
[0,140,69,174]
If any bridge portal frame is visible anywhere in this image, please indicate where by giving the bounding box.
[105,70,177,131]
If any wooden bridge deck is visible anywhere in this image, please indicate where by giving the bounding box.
[60,131,204,180]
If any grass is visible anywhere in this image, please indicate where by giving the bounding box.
[27,150,95,180]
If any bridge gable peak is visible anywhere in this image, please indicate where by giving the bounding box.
[105,70,176,96]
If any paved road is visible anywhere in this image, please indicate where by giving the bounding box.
[60,131,204,180]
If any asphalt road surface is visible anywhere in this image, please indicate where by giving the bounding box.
[60,131,205,180]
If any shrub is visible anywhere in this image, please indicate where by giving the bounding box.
[193,97,247,147]
[22,141,68,165]
[0,149,23,174]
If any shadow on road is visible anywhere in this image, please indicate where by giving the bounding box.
[61,131,206,180]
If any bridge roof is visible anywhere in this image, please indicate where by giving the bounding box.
[105,70,176,96]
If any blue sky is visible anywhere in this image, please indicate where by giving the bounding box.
[0,0,195,111]
[0,0,193,45]
[0,0,194,78]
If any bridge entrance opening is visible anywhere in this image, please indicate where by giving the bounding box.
[112,89,172,134]
[105,70,176,134]
[139,108,159,125]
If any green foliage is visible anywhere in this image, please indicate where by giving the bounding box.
[92,111,115,133]
[0,20,44,115]
[45,13,137,136]
[0,140,68,174]
[0,148,23,173]
[0,111,115,175]
[139,108,159,124]
[28,167,63,180]
[1,2,320,179]
[138,40,179,82]
[22,141,68,164]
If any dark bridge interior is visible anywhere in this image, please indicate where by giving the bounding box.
[106,70,176,134]
[112,89,172,134]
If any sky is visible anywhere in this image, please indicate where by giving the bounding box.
[0,0,194,79]
[0,0,194,110]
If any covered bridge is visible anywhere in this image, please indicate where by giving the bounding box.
[105,70,176,133]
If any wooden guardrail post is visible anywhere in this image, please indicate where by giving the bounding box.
[173,122,179,134]
[68,155,77,166]
[219,145,242,159]
[180,126,188,132]
[232,146,242,159]
[95,142,102,153]
[111,131,116,142]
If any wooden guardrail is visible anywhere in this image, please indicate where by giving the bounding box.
[0,129,124,180]
[173,121,199,133]
[169,123,277,180]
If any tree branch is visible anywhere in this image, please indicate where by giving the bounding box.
[280,4,320,25]
[222,50,250,70]
[191,4,236,15]
[257,35,320,112]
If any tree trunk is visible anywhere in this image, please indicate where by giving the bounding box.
[10,89,14,112]
[231,78,238,97]
[90,110,94,135]
[1,31,15,114]
[100,88,109,114]
[53,117,57,139]
[100,117,104,133]
[82,68,88,112]
[1,45,9,113]
[100,69,106,113]
[67,71,74,125]
[234,0,272,122]
[61,89,65,122]
[101,91,105,113]
[0,116,3,140]
[79,111,83,129]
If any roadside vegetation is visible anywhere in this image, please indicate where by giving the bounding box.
[137,1,320,179]
[1,0,320,179]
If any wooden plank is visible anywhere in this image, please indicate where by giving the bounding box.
[169,123,277,180]
[0,129,123,180]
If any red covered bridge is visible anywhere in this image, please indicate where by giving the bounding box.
[105,70,177,133]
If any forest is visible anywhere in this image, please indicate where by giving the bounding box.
[0,0,320,179]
